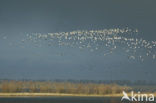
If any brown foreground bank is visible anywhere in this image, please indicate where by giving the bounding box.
[0,93,124,97]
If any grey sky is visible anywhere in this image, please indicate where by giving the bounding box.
[0,0,155,81]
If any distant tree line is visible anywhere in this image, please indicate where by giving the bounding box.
[1,79,155,85]
[0,80,131,94]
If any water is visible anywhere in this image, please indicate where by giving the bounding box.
[0,97,152,103]
[0,97,122,103]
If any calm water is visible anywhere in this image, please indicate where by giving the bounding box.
[0,97,152,103]
[0,97,124,103]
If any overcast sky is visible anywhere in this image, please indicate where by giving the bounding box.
[0,0,155,81]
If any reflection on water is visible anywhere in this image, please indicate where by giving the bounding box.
[0,97,120,103]
[0,97,151,103]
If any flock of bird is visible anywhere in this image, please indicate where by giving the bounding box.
[23,28,156,62]
[1,28,155,62]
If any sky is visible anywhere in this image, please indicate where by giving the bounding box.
[0,0,155,81]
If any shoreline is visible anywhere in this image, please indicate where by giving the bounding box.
[1,92,155,97]
[0,93,123,97]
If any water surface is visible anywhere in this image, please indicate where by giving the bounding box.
[0,97,122,103]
